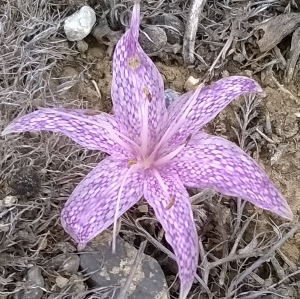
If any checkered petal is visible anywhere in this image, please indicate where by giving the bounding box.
[1,108,128,156]
[167,76,264,145]
[144,170,198,299]
[111,1,166,148]
[167,132,293,220]
[61,156,144,249]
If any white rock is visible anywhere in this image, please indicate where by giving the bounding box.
[56,276,69,288]
[64,6,96,41]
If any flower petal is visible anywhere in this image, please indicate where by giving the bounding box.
[167,132,293,220]
[166,76,264,145]
[111,1,166,148]
[61,156,144,249]
[1,108,130,156]
[144,170,198,299]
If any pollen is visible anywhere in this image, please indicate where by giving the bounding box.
[166,197,175,209]
[128,54,141,70]
[128,159,137,166]
[142,86,152,102]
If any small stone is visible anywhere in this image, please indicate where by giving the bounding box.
[62,255,80,274]
[3,195,18,207]
[151,14,184,44]
[56,276,69,288]
[80,236,169,299]
[64,6,96,41]
[19,266,44,299]
[139,26,167,53]
[184,76,201,91]
[76,40,88,52]
[7,168,41,198]
[164,89,179,107]
[69,274,86,294]
[32,97,46,108]
[138,204,148,213]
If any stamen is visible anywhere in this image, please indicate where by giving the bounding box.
[152,168,170,200]
[44,109,140,153]
[128,159,137,166]
[185,133,192,146]
[140,87,150,157]
[153,142,187,167]
[112,164,138,253]
[143,86,152,102]
[149,83,204,160]
[166,197,176,209]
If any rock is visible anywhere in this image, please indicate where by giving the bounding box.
[151,14,184,44]
[139,26,167,53]
[18,266,44,299]
[69,274,86,294]
[80,235,169,299]
[164,89,179,107]
[64,6,96,41]
[62,254,80,274]
[184,76,201,91]
[76,40,88,52]
[2,195,18,207]
[56,275,69,288]
[7,168,41,198]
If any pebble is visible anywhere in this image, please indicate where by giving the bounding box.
[7,168,41,198]
[151,14,184,44]
[139,25,167,53]
[164,89,179,107]
[56,275,69,288]
[76,40,88,52]
[184,76,201,91]
[80,235,169,299]
[64,6,96,41]
[62,254,80,274]
[15,266,44,299]
[2,195,18,207]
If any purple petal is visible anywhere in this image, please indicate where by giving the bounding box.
[167,132,293,220]
[144,170,198,299]
[1,108,129,156]
[166,76,264,145]
[61,156,144,249]
[111,1,167,148]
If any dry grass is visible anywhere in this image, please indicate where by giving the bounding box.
[1,0,300,298]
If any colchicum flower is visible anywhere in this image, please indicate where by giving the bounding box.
[1,2,292,298]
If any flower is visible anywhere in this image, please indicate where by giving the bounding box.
[1,1,292,298]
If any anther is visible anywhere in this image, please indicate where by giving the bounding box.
[166,197,175,209]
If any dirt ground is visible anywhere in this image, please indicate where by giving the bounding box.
[1,0,300,298]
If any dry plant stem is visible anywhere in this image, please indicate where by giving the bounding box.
[226,222,300,298]
[182,0,206,64]
[285,27,300,84]
[207,20,236,74]
[269,70,298,102]
[117,240,147,299]
[229,213,258,256]
[217,204,229,286]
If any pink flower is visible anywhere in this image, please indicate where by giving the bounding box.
[1,2,292,298]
